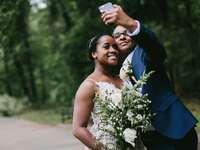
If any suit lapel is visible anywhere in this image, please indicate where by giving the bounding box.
[131,46,146,80]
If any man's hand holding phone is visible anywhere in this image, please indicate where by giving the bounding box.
[99,2,116,25]
[98,2,114,13]
[99,3,138,32]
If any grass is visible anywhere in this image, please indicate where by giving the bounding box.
[0,94,72,125]
[17,106,72,125]
[16,99,200,132]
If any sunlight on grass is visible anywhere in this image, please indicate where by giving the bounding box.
[16,99,200,133]
[18,108,72,125]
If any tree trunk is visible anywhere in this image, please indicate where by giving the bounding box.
[40,65,48,103]
[15,0,38,104]
[155,0,169,22]
[13,53,32,100]
[3,49,13,96]
[24,39,38,103]
[57,0,72,30]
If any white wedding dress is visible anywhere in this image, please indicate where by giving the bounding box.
[84,81,144,150]
[84,81,121,150]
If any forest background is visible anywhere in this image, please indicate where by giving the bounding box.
[0,0,199,128]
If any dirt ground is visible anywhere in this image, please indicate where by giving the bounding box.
[0,117,199,150]
[0,117,84,150]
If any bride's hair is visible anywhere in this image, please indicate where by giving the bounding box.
[88,33,110,60]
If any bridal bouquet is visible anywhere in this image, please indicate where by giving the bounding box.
[95,62,154,150]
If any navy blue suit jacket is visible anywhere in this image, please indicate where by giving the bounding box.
[130,25,198,139]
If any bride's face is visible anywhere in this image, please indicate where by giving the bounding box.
[92,35,119,66]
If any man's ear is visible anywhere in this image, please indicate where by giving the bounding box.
[92,51,97,59]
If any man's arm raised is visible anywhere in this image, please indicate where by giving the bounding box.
[101,4,166,65]
[101,5,138,33]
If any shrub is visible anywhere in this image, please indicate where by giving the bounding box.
[0,95,29,116]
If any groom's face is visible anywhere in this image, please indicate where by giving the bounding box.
[113,26,134,56]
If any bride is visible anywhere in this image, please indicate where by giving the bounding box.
[72,33,125,150]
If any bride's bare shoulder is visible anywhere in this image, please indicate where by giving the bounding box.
[75,75,97,99]
[83,74,97,87]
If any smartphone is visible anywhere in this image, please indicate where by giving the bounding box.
[98,2,114,13]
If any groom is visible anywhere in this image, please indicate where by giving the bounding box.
[101,4,198,150]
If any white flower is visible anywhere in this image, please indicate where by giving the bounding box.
[136,104,143,109]
[105,124,115,132]
[107,143,115,150]
[126,110,134,121]
[95,130,104,139]
[123,128,137,147]
[98,89,108,101]
[134,90,142,97]
[119,62,132,80]
[136,114,143,121]
[119,68,129,80]
[110,93,122,107]
[137,87,142,92]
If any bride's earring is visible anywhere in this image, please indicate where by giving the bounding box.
[92,56,97,59]
[92,52,97,59]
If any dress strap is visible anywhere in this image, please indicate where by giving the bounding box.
[86,78,97,83]
[85,78,99,95]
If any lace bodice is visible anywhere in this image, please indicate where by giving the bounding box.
[90,82,122,150]
[85,80,143,150]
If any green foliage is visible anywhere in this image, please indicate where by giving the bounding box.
[0,0,200,110]
[17,107,68,125]
[0,95,28,116]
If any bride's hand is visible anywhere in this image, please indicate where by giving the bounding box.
[93,142,105,150]
[92,138,106,150]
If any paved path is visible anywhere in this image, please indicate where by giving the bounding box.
[0,117,84,150]
[0,117,199,150]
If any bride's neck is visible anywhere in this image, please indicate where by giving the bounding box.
[94,65,118,78]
